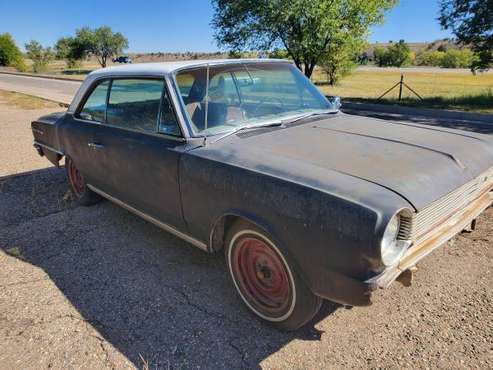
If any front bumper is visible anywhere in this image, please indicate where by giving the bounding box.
[366,190,493,289]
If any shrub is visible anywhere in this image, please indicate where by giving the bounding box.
[12,58,28,72]
[25,40,54,73]
[416,48,476,68]
[268,49,290,59]
[0,33,24,68]
[416,51,446,66]
[440,48,475,68]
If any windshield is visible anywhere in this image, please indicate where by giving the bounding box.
[174,62,334,136]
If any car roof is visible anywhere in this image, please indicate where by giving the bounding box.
[88,58,290,78]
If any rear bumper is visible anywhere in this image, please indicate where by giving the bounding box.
[33,141,63,166]
[366,191,493,289]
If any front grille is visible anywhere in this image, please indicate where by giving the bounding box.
[399,167,493,242]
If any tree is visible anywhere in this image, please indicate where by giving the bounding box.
[0,33,25,70]
[25,40,53,73]
[76,26,128,68]
[54,36,86,68]
[211,0,397,78]
[439,0,493,71]
[386,40,411,67]
[373,40,411,67]
[373,46,388,67]
[320,37,363,85]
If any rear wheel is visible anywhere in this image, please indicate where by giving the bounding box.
[225,221,322,331]
[66,157,101,206]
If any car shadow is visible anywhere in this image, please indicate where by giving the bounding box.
[0,167,339,369]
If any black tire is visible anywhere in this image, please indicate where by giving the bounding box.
[225,220,322,331]
[65,156,102,206]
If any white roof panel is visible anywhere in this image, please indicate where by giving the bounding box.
[88,58,290,78]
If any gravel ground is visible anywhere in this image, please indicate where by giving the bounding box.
[0,93,492,369]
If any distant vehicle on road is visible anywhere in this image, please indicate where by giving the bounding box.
[31,59,493,330]
[112,55,132,64]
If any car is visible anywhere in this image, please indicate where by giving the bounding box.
[31,59,493,330]
[112,55,132,64]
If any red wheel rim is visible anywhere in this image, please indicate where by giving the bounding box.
[67,159,85,196]
[231,235,293,319]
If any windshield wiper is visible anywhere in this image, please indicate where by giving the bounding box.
[205,110,336,145]
[208,122,284,145]
[281,110,337,125]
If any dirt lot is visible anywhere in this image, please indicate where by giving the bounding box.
[0,91,492,369]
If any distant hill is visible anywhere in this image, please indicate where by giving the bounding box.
[366,39,458,57]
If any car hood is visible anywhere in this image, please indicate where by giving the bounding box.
[203,113,493,210]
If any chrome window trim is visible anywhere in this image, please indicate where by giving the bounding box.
[164,74,193,139]
[87,184,208,251]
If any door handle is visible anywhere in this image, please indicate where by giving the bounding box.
[88,142,104,149]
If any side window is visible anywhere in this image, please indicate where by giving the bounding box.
[79,80,109,122]
[106,79,163,133]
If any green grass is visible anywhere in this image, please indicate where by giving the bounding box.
[315,68,493,114]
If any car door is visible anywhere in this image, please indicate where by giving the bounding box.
[88,77,187,230]
[59,79,110,190]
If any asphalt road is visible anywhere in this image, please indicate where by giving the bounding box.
[0,73,80,105]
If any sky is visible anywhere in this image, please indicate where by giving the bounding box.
[0,0,452,53]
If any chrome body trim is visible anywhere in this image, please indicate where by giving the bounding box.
[87,184,208,251]
[33,141,64,155]
[367,190,493,289]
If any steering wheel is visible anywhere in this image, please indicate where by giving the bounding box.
[251,97,285,116]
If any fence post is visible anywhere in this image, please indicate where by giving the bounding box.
[398,74,404,101]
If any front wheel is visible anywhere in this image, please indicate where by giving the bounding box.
[225,221,322,331]
[65,157,101,206]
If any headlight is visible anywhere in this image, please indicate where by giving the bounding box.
[380,214,406,266]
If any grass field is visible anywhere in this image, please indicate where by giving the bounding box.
[315,68,493,113]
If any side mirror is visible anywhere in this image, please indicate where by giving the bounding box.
[327,96,342,110]
[79,112,93,121]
